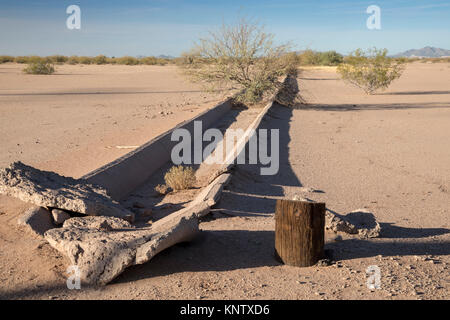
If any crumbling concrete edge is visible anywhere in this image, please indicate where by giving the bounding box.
[82,99,233,200]
[198,78,289,215]
[206,77,288,185]
[42,81,288,285]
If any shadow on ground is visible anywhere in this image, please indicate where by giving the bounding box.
[0,89,233,97]
[378,90,450,96]
[327,239,450,261]
[115,227,450,284]
[293,102,450,111]
[215,102,303,216]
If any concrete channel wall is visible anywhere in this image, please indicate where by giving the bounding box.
[82,99,232,200]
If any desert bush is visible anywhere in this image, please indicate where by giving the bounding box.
[298,50,321,65]
[14,56,28,64]
[141,57,169,65]
[14,56,43,64]
[93,55,108,65]
[318,51,343,66]
[116,56,140,65]
[78,56,94,64]
[164,166,196,191]
[182,17,295,105]
[296,50,343,66]
[0,56,15,63]
[176,49,205,66]
[337,48,405,94]
[140,56,158,65]
[154,184,169,195]
[67,56,80,64]
[23,61,55,74]
[156,58,168,66]
[48,55,68,64]
[393,57,409,64]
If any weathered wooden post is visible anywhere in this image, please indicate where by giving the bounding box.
[275,199,325,266]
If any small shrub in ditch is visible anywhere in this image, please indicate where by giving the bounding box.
[154,184,170,195]
[164,166,196,191]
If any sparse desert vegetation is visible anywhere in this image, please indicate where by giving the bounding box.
[0,54,172,66]
[1,60,448,300]
[154,184,169,196]
[180,18,296,104]
[23,60,55,75]
[337,48,405,94]
[0,1,449,303]
[164,165,196,191]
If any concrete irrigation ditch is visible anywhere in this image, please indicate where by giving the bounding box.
[0,76,380,285]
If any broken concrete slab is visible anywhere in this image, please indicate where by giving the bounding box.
[45,205,201,285]
[325,209,381,239]
[0,162,133,220]
[291,195,381,239]
[51,209,71,225]
[43,173,230,286]
[18,206,54,237]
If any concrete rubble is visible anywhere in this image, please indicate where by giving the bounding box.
[51,209,71,225]
[292,195,381,238]
[45,203,204,285]
[0,162,133,220]
[17,206,54,237]
[325,209,381,239]
[44,174,230,285]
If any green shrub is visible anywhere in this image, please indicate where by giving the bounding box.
[14,56,28,64]
[164,166,196,191]
[337,48,405,94]
[14,56,43,64]
[156,58,168,66]
[116,56,140,65]
[48,55,68,64]
[140,56,158,65]
[78,56,93,64]
[67,56,80,64]
[93,55,108,64]
[183,17,294,105]
[298,50,321,65]
[23,61,55,75]
[318,51,343,66]
[0,56,15,63]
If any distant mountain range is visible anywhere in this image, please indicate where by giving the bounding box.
[393,46,450,58]
[156,55,175,59]
[136,54,175,59]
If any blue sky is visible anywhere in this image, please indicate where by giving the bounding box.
[0,0,449,57]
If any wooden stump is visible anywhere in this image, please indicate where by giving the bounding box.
[275,199,325,267]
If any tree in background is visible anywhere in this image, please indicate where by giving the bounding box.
[337,48,405,94]
[182,17,296,105]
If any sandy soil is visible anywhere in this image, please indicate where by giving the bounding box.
[0,62,449,300]
[0,63,227,177]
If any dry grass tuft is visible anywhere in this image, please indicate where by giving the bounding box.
[154,184,170,195]
[164,166,196,191]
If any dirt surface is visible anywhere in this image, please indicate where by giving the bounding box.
[0,63,226,178]
[0,62,449,300]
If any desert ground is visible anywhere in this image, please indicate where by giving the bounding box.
[0,63,227,177]
[0,62,449,299]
